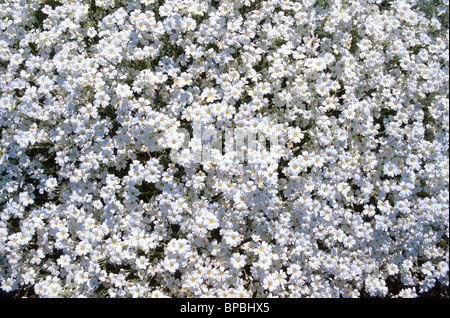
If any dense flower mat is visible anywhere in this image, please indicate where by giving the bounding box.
[0,0,448,297]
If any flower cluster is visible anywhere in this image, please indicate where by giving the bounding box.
[0,0,448,298]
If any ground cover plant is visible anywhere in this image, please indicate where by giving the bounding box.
[0,0,448,298]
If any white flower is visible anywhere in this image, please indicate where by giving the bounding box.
[387,263,399,276]
[0,0,447,299]
[230,253,247,270]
